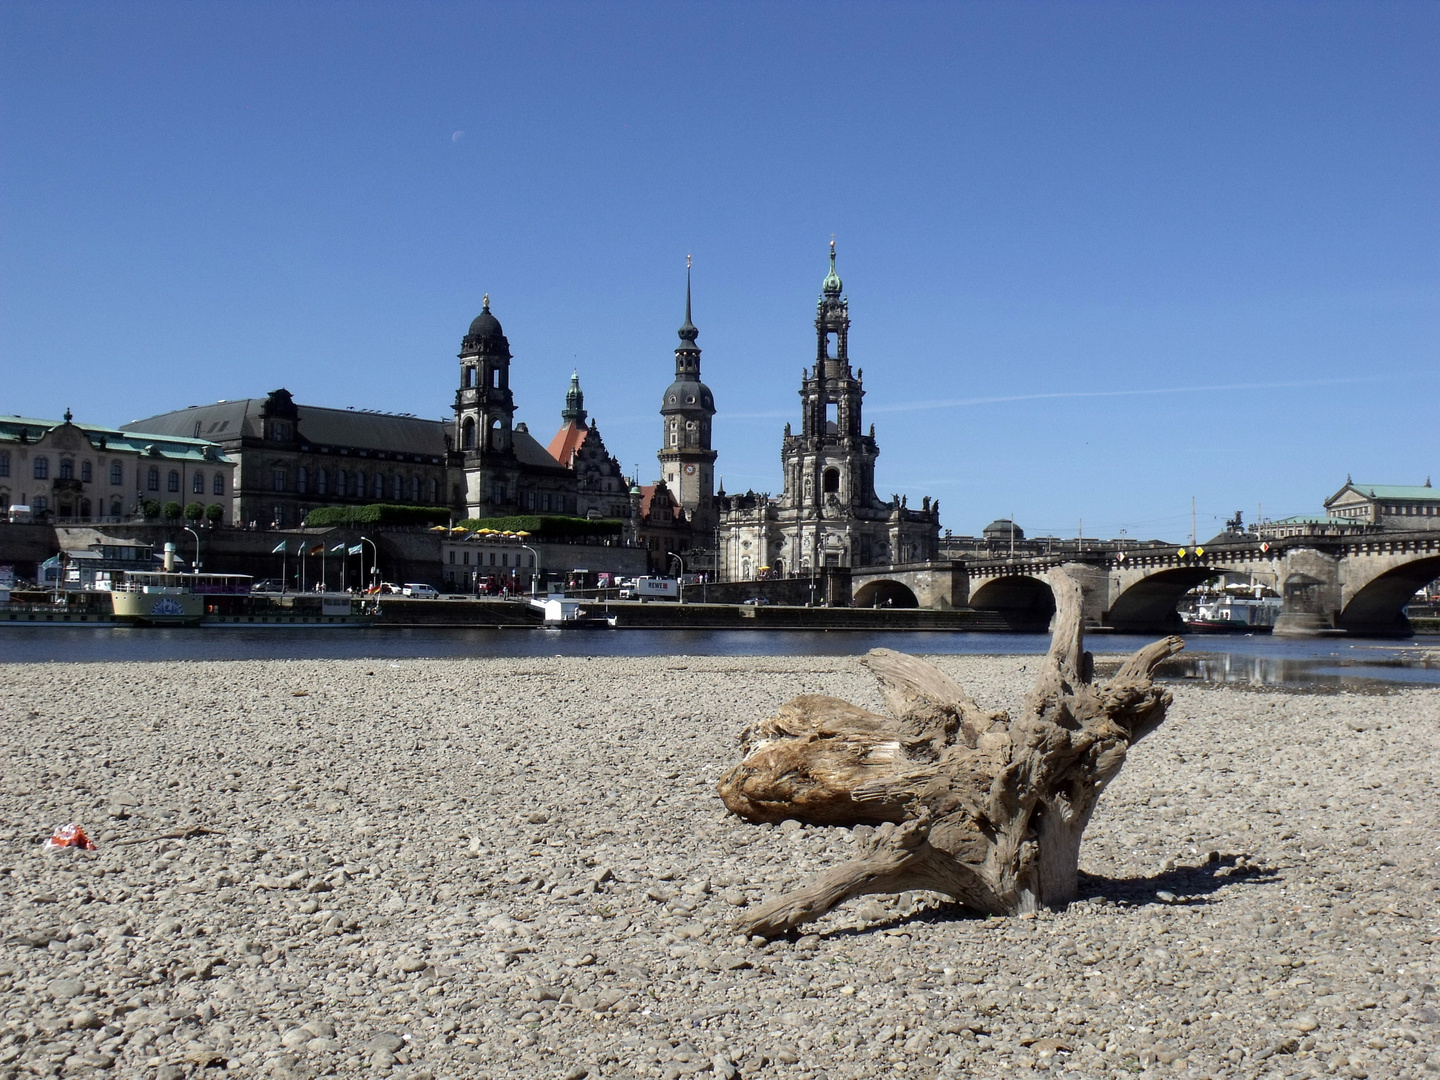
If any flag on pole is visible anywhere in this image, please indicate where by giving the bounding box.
[271,541,287,554]
[309,543,324,556]
[347,544,363,555]
[330,542,346,553]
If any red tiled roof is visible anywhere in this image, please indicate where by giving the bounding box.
[545,421,589,467]
[639,484,682,521]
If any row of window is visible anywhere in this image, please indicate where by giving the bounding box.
[268,466,439,503]
[447,549,534,566]
[0,452,226,496]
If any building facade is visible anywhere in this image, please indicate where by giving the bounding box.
[716,245,940,581]
[122,390,449,528]
[1,412,236,524]
[1325,478,1440,529]
[452,298,587,519]
[544,372,632,521]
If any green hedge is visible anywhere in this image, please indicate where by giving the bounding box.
[304,504,452,527]
[456,515,623,537]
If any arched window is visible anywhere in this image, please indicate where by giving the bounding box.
[353,470,365,498]
[167,470,180,492]
[193,472,205,494]
[147,466,159,491]
[79,498,91,518]
[316,468,328,495]
[59,458,74,480]
[110,499,121,517]
[489,420,502,449]
[391,475,402,501]
[0,492,10,512]
[409,476,420,502]
[213,473,225,495]
[372,474,383,500]
[34,456,49,480]
[0,451,9,477]
[110,462,123,485]
[336,469,347,496]
[295,466,308,494]
[463,367,474,388]
[461,418,476,450]
[429,479,439,503]
[270,468,287,492]
[80,461,92,482]
[823,468,840,493]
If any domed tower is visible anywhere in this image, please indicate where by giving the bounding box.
[658,259,718,535]
[453,295,520,515]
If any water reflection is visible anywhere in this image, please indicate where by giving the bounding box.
[1158,651,1440,690]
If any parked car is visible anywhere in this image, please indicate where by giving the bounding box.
[252,579,285,593]
[742,596,770,606]
[402,583,439,598]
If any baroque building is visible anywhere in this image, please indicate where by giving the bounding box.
[544,371,632,521]
[717,244,940,580]
[453,297,576,518]
[2,411,236,523]
[123,389,449,528]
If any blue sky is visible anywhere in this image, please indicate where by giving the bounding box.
[2,1,1435,540]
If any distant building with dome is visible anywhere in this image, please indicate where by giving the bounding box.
[716,244,940,580]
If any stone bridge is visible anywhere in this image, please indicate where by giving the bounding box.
[847,530,1440,636]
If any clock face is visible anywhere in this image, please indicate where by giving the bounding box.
[684,463,696,475]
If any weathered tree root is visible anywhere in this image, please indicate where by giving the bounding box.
[717,577,1184,936]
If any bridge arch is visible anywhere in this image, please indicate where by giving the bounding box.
[853,579,919,609]
[1339,553,1440,637]
[968,574,1056,629]
[1106,566,1219,633]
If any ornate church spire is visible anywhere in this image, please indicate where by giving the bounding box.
[562,370,587,425]
[677,254,699,358]
[822,239,843,297]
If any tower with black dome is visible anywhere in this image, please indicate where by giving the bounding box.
[657,260,718,536]
[455,294,515,462]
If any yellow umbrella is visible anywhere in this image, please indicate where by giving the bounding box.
[450,525,469,534]
[429,525,448,532]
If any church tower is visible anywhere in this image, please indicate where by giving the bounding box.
[453,295,520,515]
[658,260,718,535]
[780,241,883,526]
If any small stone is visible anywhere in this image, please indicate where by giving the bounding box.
[712,1055,738,1080]
[562,1067,589,1080]
[396,955,427,973]
[69,1009,101,1030]
[48,978,84,1001]
[365,1033,405,1055]
[1155,890,1177,903]
[280,1027,310,1048]
[1290,1013,1320,1032]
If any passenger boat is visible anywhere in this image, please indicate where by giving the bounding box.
[110,570,254,626]
[1181,591,1282,634]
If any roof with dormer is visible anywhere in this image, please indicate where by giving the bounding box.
[1325,481,1439,507]
[0,414,234,464]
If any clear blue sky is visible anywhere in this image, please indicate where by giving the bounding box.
[2,1,1435,540]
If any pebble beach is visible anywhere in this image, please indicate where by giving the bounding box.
[1,653,1437,1080]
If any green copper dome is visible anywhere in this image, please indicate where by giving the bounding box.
[822,241,842,295]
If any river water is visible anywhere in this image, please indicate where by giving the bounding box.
[1,625,1436,690]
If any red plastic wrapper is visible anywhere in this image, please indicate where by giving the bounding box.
[44,824,97,851]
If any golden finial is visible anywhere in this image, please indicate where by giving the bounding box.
[482,292,490,310]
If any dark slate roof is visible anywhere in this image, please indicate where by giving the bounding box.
[123,399,449,457]
[512,425,571,474]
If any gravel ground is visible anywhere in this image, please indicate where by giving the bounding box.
[1,654,1437,1080]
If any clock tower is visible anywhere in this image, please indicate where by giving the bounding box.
[657,260,718,536]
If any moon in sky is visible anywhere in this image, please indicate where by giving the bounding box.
[451,130,464,143]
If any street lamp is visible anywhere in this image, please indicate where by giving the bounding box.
[668,552,685,603]
[519,544,539,596]
[359,536,379,594]
[182,527,201,572]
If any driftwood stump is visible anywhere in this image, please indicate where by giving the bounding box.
[716,578,1184,937]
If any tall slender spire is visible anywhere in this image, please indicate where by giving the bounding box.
[822,239,843,296]
[678,254,698,346]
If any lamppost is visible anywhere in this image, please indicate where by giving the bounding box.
[360,536,379,594]
[519,544,539,597]
[669,552,685,604]
[182,526,201,572]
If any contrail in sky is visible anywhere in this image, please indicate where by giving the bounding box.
[606,375,1383,424]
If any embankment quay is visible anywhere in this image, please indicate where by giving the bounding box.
[4,522,1438,635]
